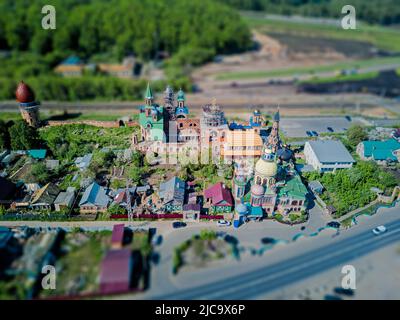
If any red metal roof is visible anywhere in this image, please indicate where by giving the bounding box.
[99,248,132,295]
[111,224,125,245]
[204,182,233,206]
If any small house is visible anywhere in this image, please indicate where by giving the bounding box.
[159,177,185,212]
[308,180,324,194]
[183,204,201,222]
[0,177,16,204]
[30,183,60,211]
[113,187,138,209]
[75,154,93,171]
[204,182,234,213]
[27,149,47,160]
[54,187,76,212]
[79,182,110,214]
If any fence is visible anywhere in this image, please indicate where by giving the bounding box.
[111,214,224,220]
[111,214,183,219]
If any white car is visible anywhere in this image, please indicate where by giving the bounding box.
[217,220,231,227]
[372,225,387,236]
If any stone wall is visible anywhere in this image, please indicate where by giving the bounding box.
[46,120,138,128]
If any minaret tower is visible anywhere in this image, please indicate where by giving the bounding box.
[268,107,281,153]
[16,81,41,128]
[177,88,185,108]
[145,82,154,106]
[164,85,175,120]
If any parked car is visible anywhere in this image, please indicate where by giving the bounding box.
[327,221,341,229]
[217,220,231,227]
[261,237,275,245]
[324,294,342,300]
[151,235,163,246]
[334,287,354,296]
[327,127,334,132]
[311,131,318,136]
[306,131,312,137]
[372,225,387,235]
[172,221,187,229]
[345,116,352,122]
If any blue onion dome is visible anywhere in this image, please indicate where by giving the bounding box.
[236,203,248,215]
[176,106,189,116]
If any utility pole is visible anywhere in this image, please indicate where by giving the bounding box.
[126,179,133,221]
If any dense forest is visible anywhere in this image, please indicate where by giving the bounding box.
[218,0,400,25]
[0,0,251,101]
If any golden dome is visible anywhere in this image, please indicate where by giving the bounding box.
[255,157,278,177]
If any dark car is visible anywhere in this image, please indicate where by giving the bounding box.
[306,131,312,137]
[324,294,342,300]
[334,287,355,297]
[327,221,341,229]
[311,131,318,136]
[261,237,275,245]
[327,127,334,132]
[172,221,187,229]
[345,116,352,122]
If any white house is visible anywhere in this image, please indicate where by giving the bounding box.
[304,140,355,172]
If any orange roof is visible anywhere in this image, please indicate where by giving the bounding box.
[224,130,263,147]
[54,65,84,73]
[221,130,263,157]
[98,64,133,72]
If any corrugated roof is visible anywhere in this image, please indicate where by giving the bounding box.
[279,174,308,199]
[361,139,400,161]
[307,140,355,164]
[204,182,233,206]
[31,183,60,205]
[159,177,185,205]
[111,224,125,245]
[54,191,75,205]
[79,182,110,207]
[100,249,132,294]
[27,149,47,159]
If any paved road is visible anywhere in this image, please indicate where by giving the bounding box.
[133,203,399,300]
[149,218,400,300]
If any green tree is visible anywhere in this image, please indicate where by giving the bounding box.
[25,162,50,185]
[8,121,39,150]
[346,125,368,147]
[0,120,10,150]
[107,203,126,215]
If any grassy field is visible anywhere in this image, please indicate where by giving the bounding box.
[242,12,400,52]
[216,56,400,80]
[0,111,138,123]
[302,71,379,84]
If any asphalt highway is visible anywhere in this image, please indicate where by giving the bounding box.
[152,219,400,300]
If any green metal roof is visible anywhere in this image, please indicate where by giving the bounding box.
[278,173,308,199]
[145,83,153,100]
[362,139,400,161]
[27,149,47,159]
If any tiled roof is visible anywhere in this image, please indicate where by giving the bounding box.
[204,182,233,206]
